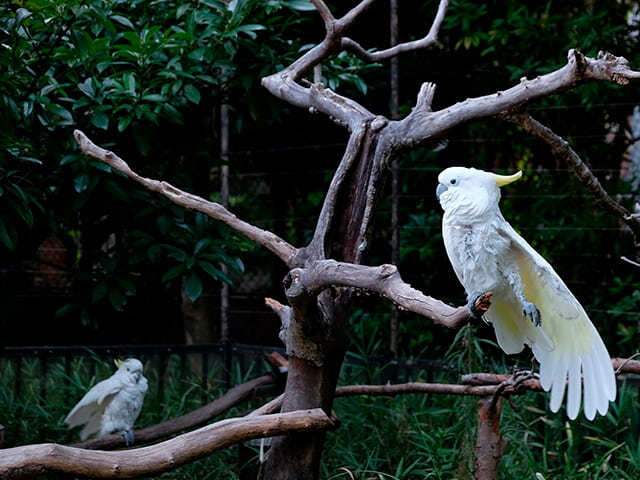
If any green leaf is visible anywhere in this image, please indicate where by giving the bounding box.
[91,282,108,302]
[162,103,184,124]
[110,15,135,30]
[118,113,133,132]
[183,270,203,301]
[109,289,127,311]
[194,238,210,255]
[91,111,109,130]
[123,72,137,94]
[162,264,185,282]
[0,217,18,250]
[183,84,201,104]
[142,93,165,102]
[230,24,266,40]
[284,0,316,11]
[197,259,221,278]
[56,302,79,318]
[74,174,90,193]
[46,103,74,125]
[78,78,95,98]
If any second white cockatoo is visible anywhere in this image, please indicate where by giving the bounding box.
[64,358,148,445]
[436,166,616,420]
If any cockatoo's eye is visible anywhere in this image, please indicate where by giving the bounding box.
[449,178,459,186]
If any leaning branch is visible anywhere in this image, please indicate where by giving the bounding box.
[393,49,640,148]
[282,259,487,329]
[73,130,299,267]
[0,410,332,479]
[500,111,640,244]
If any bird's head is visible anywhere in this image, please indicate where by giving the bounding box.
[436,166,522,218]
[114,358,144,376]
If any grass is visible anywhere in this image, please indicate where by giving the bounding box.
[1,347,639,479]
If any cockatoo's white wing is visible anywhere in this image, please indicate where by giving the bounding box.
[492,222,616,420]
[64,376,124,439]
[437,166,616,421]
[64,358,148,442]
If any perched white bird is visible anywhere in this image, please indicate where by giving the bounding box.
[65,358,148,445]
[436,166,616,420]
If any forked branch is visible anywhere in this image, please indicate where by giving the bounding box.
[341,0,449,61]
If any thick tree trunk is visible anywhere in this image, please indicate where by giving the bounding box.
[262,125,386,479]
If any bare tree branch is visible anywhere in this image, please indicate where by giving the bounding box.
[0,410,332,479]
[283,259,478,329]
[335,380,540,398]
[262,0,446,129]
[73,130,299,267]
[500,111,640,244]
[393,49,640,148]
[341,0,449,62]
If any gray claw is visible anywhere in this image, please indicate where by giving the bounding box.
[466,291,485,319]
[118,429,134,447]
[522,302,541,326]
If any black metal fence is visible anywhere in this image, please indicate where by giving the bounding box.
[0,343,459,408]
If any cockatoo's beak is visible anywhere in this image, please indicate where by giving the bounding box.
[436,183,447,200]
[114,359,124,368]
[491,170,522,187]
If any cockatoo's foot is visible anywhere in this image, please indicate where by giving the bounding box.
[117,429,134,447]
[512,368,539,384]
[467,291,493,319]
[522,301,541,326]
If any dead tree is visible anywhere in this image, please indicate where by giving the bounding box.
[68,1,640,479]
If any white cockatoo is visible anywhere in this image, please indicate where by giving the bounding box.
[64,358,148,445]
[436,166,616,420]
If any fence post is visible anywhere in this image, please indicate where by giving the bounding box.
[474,395,507,480]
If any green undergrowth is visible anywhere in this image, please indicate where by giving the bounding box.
[1,350,639,479]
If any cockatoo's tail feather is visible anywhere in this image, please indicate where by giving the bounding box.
[436,166,616,420]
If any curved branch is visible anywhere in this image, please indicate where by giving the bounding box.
[284,259,479,329]
[0,410,332,479]
[73,130,299,267]
[341,0,449,62]
[500,111,640,244]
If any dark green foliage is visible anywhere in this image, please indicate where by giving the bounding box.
[0,0,316,336]
[3,345,640,479]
